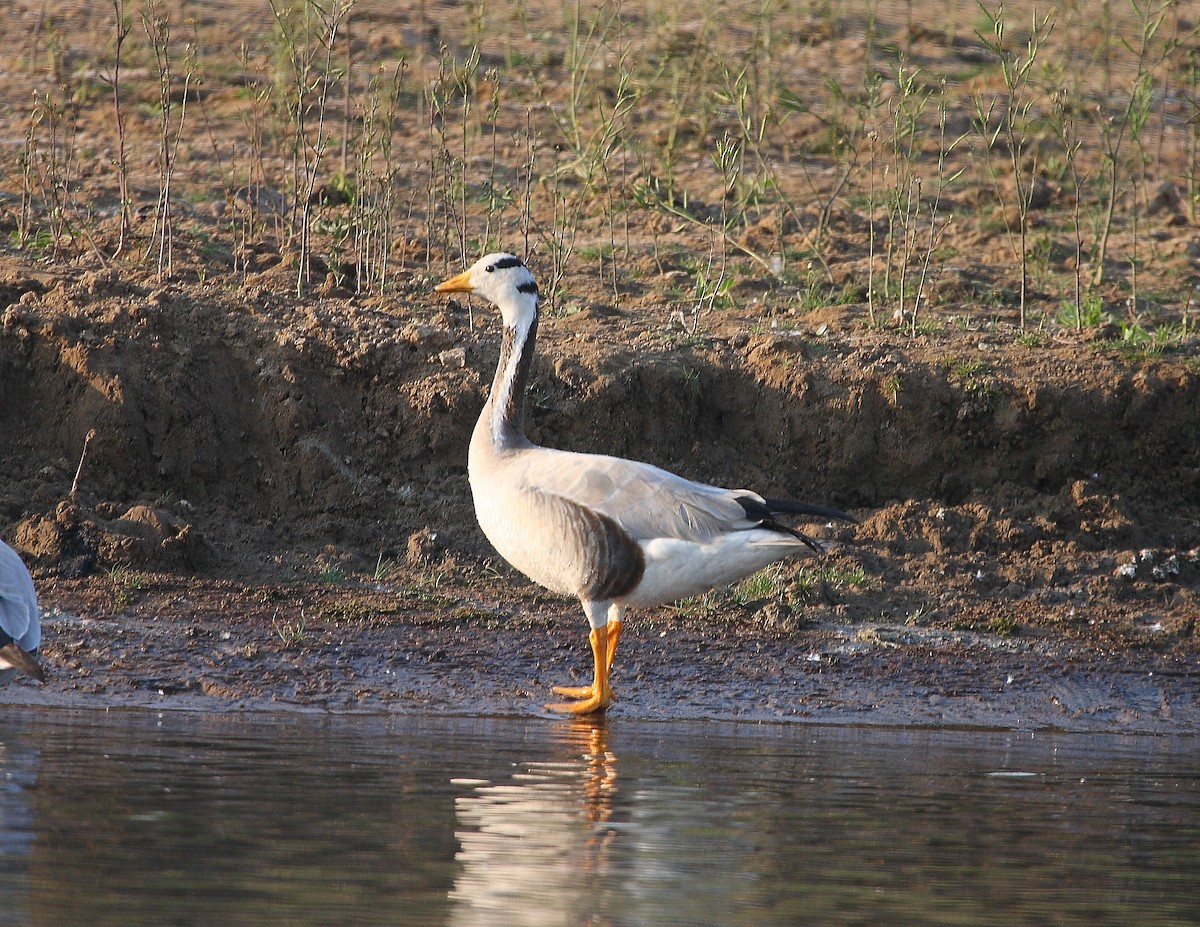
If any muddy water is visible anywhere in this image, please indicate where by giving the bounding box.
[1,710,1197,927]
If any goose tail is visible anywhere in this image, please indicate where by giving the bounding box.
[736,496,856,555]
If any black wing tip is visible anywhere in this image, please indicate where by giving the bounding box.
[748,496,860,525]
[733,496,853,554]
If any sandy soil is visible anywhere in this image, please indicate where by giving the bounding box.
[0,0,1197,730]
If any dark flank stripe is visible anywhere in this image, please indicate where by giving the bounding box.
[517,280,539,295]
[582,509,645,600]
[490,255,525,271]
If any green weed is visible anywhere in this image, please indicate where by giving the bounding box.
[729,564,786,606]
[272,615,308,646]
[318,563,347,585]
[1056,295,1109,329]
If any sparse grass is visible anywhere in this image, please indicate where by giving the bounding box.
[986,614,1019,637]
[946,612,1021,636]
[789,564,872,604]
[371,552,395,583]
[792,569,823,604]
[386,567,458,608]
[794,265,858,312]
[672,589,720,620]
[943,355,999,408]
[972,3,1054,330]
[107,563,145,607]
[1056,295,1110,329]
[318,563,347,585]
[728,564,787,606]
[882,373,903,405]
[944,356,988,380]
[1104,317,1196,358]
[272,614,309,646]
[1,0,1194,340]
[819,565,871,590]
[9,229,53,252]
[908,317,945,336]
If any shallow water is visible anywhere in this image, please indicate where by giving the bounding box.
[1,709,1197,927]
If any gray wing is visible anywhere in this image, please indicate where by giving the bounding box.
[517,486,647,600]
[0,541,40,651]
[511,448,767,544]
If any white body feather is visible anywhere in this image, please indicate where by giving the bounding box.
[469,435,813,608]
[0,540,40,653]
[0,539,42,684]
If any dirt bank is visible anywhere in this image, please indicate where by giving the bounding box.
[1,265,1195,730]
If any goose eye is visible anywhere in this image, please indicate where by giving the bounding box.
[485,264,495,273]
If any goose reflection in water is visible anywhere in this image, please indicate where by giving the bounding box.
[449,720,619,927]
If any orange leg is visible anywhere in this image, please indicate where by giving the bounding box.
[546,621,621,715]
[550,622,622,700]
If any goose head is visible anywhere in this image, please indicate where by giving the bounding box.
[435,253,539,328]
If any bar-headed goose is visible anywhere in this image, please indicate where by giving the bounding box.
[436,253,853,715]
[0,539,45,685]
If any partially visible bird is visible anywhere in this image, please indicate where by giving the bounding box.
[0,539,45,685]
[435,253,854,715]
